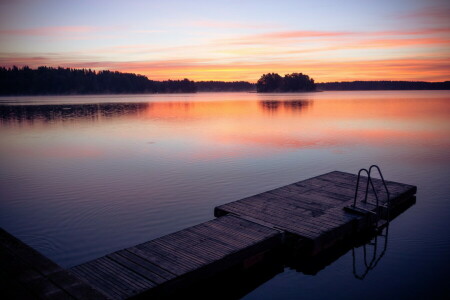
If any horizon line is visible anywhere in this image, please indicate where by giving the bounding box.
[1,65,449,84]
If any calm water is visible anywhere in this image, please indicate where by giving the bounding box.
[1,91,449,299]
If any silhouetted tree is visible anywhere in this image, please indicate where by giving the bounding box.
[256,73,283,92]
[282,73,315,91]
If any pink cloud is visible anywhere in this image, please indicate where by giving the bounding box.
[356,37,450,48]
[0,55,56,66]
[372,28,450,36]
[398,7,450,21]
[132,30,165,33]
[217,30,354,46]
[259,30,353,39]
[187,20,274,29]
[216,27,450,47]
[0,26,98,36]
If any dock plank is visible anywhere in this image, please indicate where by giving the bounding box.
[217,203,321,238]
[152,233,229,261]
[131,245,195,275]
[71,265,125,299]
[148,239,211,265]
[69,215,282,299]
[118,250,176,280]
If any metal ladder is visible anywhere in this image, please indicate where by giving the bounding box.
[345,165,391,228]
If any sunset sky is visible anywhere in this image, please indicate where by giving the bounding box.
[0,0,449,82]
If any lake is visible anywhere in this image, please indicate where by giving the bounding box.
[0,91,449,299]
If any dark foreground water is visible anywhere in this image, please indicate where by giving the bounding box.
[0,91,449,299]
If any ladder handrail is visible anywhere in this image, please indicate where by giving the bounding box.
[352,168,380,208]
[353,168,369,207]
[368,165,391,216]
[352,165,390,224]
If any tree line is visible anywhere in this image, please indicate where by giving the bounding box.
[316,81,450,90]
[0,66,257,95]
[1,66,448,95]
[195,81,255,92]
[0,66,196,95]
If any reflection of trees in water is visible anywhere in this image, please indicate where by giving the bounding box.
[259,100,311,113]
[260,100,281,112]
[0,103,150,125]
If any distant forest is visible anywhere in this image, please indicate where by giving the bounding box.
[317,81,450,90]
[0,66,449,95]
[195,81,254,92]
[0,66,197,95]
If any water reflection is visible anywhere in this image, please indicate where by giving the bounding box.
[259,100,310,113]
[0,99,312,125]
[352,226,389,280]
[0,103,150,125]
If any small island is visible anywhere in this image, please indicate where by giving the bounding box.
[256,72,316,93]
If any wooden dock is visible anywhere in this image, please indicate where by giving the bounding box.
[70,215,281,299]
[215,171,416,252]
[2,171,417,299]
[0,228,106,299]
